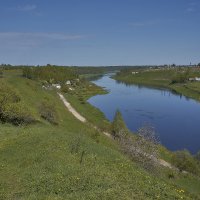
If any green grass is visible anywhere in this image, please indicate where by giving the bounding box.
[174,174,200,196]
[113,68,200,102]
[0,69,200,199]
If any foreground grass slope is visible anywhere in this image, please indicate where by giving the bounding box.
[0,70,199,199]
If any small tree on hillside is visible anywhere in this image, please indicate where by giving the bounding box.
[112,110,129,139]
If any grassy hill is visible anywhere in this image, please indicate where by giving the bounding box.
[0,69,200,199]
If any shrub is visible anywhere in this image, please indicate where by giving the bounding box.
[0,81,35,125]
[172,150,200,175]
[3,102,35,125]
[39,99,58,125]
[171,74,186,84]
[78,96,85,104]
[171,69,190,84]
[0,83,21,105]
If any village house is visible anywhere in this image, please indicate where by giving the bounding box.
[188,77,200,82]
[52,84,61,89]
[65,80,71,85]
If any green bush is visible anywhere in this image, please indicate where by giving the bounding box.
[0,83,21,104]
[39,99,58,125]
[3,102,35,125]
[0,81,35,125]
[172,150,200,175]
[171,69,190,84]
[171,74,187,84]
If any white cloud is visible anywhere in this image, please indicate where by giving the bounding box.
[16,5,37,12]
[0,32,85,48]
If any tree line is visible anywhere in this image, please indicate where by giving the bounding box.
[22,66,78,84]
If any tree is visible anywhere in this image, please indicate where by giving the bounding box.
[112,110,128,139]
[198,63,200,67]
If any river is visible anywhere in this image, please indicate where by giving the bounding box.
[88,74,200,154]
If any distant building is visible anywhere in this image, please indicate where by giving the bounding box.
[195,77,200,81]
[65,80,71,85]
[189,77,200,82]
[52,84,61,89]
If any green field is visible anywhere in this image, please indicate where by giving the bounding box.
[113,67,200,102]
[0,69,200,199]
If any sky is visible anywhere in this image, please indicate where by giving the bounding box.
[0,0,200,66]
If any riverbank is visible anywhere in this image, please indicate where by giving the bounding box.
[113,68,200,102]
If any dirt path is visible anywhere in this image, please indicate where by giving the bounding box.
[58,93,174,169]
[58,93,86,123]
[58,93,112,138]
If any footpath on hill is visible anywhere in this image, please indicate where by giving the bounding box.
[58,92,174,169]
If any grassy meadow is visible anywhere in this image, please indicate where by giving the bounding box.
[0,69,200,199]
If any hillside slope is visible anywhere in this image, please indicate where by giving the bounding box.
[0,70,199,199]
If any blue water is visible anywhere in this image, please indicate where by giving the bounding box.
[88,74,200,154]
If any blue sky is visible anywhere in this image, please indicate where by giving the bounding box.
[0,0,200,66]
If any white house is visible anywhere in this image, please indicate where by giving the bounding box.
[189,77,200,82]
[195,77,200,81]
[65,80,71,85]
[52,84,61,89]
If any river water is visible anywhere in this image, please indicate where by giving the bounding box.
[88,74,200,154]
